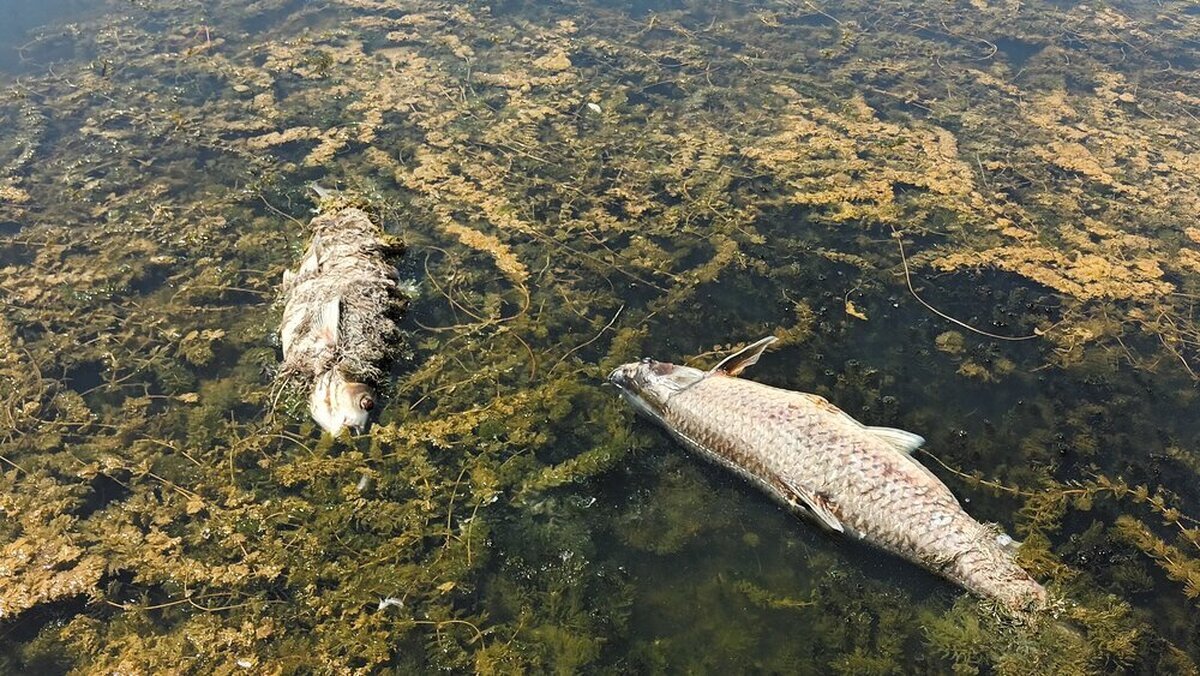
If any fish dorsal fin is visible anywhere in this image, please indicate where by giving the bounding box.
[779,476,845,533]
[862,425,951,494]
[865,426,925,455]
[710,336,778,377]
[799,394,926,456]
[800,396,950,497]
[315,296,340,348]
[798,393,864,427]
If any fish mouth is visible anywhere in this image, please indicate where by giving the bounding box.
[607,362,669,425]
[607,364,630,389]
[607,361,649,390]
[606,367,622,385]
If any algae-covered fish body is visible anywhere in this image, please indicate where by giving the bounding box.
[608,337,1048,616]
[278,206,408,436]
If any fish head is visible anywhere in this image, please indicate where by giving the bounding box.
[607,358,706,420]
[309,369,376,436]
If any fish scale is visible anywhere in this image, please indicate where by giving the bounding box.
[609,338,1047,616]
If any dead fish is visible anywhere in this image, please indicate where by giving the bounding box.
[278,207,408,436]
[608,337,1048,616]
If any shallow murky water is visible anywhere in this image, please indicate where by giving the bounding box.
[2,0,1199,672]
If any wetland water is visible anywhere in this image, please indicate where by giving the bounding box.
[1,0,1199,672]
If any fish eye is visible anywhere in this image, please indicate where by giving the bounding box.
[359,395,374,411]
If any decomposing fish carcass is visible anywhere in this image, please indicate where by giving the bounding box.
[278,207,408,436]
[608,337,1048,617]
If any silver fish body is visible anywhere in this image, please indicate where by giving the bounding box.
[608,337,1047,616]
[278,207,408,436]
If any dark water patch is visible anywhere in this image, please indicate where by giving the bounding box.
[240,0,312,36]
[625,79,688,108]
[0,596,87,674]
[648,299,786,360]
[63,359,105,395]
[563,46,604,73]
[0,0,105,77]
[727,173,778,198]
[0,232,37,268]
[74,473,132,520]
[891,181,925,200]
[603,448,954,668]
[995,37,1044,70]
[910,267,1060,338]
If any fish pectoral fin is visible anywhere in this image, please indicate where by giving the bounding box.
[309,181,334,201]
[315,296,341,348]
[999,535,1022,555]
[299,235,323,276]
[780,478,844,533]
[865,426,925,455]
[709,336,778,377]
[298,256,319,277]
[987,524,1023,555]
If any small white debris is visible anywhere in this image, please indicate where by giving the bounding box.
[236,658,253,669]
[586,102,602,114]
[356,473,371,491]
[378,597,404,611]
[399,278,421,297]
[996,534,1013,547]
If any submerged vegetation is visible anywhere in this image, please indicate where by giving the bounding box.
[1,0,1199,671]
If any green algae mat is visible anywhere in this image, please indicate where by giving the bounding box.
[2,0,1200,672]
